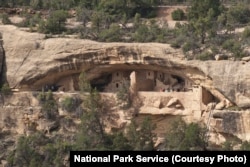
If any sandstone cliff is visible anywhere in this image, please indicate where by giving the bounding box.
[0,32,4,93]
[0,25,249,108]
[0,25,250,158]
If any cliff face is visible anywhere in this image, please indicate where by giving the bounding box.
[198,61,250,108]
[0,33,5,85]
[0,25,249,108]
[0,24,250,156]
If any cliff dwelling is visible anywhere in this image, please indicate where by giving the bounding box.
[42,70,218,113]
[2,1,250,163]
[85,70,191,93]
[53,70,193,93]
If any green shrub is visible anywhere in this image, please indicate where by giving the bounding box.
[165,117,207,150]
[149,23,169,43]
[37,90,58,120]
[170,41,181,48]
[197,51,214,61]
[38,10,68,34]
[210,46,220,55]
[126,117,156,150]
[222,140,234,150]
[241,141,250,150]
[133,23,167,42]
[227,105,242,111]
[227,4,250,25]
[1,83,11,95]
[79,72,91,92]
[63,116,75,127]
[98,24,121,42]
[15,17,30,27]
[1,13,11,24]
[170,34,187,48]
[182,40,199,53]
[222,39,245,59]
[182,42,192,53]
[60,97,80,112]
[133,24,150,42]
[38,19,46,33]
[172,8,185,21]
[222,39,235,50]
[7,132,72,167]
[30,0,43,9]
[242,27,250,39]
[116,80,131,109]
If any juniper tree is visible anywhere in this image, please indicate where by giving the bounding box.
[187,0,222,44]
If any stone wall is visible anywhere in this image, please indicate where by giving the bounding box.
[135,71,155,91]
[209,110,250,142]
[137,90,201,114]
[0,25,250,108]
[56,75,76,91]
[201,87,218,110]
[104,71,131,92]
[89,70,193,94]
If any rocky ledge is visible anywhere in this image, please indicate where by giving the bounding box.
[0,25,250,143]
[0,25,249,108]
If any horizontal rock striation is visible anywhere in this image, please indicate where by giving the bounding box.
[0,25,249,108]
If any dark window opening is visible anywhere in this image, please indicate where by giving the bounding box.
[90,74,112,92]
[116,83,119,88]
[117,73,119,76]
[172,75,184,84]
[148,72,150,76]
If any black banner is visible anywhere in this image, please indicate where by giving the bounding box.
[70,151,250,167]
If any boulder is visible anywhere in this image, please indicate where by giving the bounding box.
[241,56,250,62]
[215,54,228,61]
[215,101,226,110]
[206,102,216,112]
[153,100,161,108]
[167,98,179,107]
[175,104,182,108]
[236,93,250,108]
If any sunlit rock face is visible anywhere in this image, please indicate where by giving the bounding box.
[0,33,5,84]
[1,24,250,146]
[1,25,250,108]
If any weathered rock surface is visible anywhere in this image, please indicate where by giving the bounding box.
[215,100,226,110]
[242,56,250,62]
[166,97,179,107]
[0,25,249,108]
[210,110,250,141]
[197,61,250,107]
[215,54,228,61]
[0,24,250,158]
[0,33,5,84]
[0,25,185,90]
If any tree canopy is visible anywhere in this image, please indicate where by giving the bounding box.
[187,0,223,44]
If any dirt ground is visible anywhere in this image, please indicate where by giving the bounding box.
[157,6,187,21]
[1,6,189,29]
[8,15,24,24]
[157,6,188,28]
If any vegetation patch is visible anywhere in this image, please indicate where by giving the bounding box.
[172,8,185,21]
[37,90,58,120]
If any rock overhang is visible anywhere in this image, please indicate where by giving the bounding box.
[0,25,250,108]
